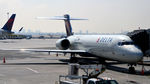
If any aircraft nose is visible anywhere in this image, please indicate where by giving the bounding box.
[128,47,143,62]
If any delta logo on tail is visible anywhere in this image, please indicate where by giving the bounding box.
[2,14,16,32]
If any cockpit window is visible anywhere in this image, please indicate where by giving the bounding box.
[118,41,134,46]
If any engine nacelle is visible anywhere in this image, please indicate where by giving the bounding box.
[56,38,70,50]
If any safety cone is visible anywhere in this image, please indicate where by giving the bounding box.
[141,69,144,75]
[141,66,144,75]
[56,53,58,57]
[3,56,6,63]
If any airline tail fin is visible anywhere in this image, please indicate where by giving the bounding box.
[37,14,87,37]
[18,27,23,33]
[2,14,16,32]
[64,14,73,36]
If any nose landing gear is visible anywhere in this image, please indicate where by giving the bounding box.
[129,66,135,74]
[128,64,136,74]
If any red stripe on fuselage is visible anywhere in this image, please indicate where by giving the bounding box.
[96,37,100,43]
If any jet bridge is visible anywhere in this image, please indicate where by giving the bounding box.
[127,29,150,56]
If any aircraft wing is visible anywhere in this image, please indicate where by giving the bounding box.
[0,48,87,54]
[18,49,87,54]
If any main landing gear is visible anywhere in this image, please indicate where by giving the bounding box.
[70,57,78,63]
[70,53,78,63]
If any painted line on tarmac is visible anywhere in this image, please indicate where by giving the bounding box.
[26,67,39,73]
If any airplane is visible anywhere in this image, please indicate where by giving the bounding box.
[0,14,28,39]
[23,14,143,73]
[0,14,16,39]
[0,14,16,34]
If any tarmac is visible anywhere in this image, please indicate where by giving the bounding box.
[0,39,149,84]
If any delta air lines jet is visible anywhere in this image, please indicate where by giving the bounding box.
[0,14,16,34]
[24,14,143,73]
[0,14,16,38]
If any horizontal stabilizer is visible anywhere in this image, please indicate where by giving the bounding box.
[36,16,88,20]
[36,14,87,37]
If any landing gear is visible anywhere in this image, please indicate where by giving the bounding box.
[129,66,135,74]
[70,53,78,63]
[128,64,136,74]
[98,58,106,64]
[70,57,78,63]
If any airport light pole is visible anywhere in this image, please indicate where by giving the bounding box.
[7,12,9,20]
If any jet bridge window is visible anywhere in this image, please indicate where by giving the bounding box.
[118,42,134,46]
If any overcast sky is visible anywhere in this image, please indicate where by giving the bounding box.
[0,0,150,33]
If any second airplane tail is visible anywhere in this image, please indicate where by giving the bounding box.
[37,14,87,37]
[2,14,16,32]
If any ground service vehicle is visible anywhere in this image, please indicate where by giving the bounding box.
[58,76,118,84]
[56,64,118,84]
[86,78,118,84]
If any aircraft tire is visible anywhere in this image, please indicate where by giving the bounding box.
[129,67,136,74]
[70,57,78,63]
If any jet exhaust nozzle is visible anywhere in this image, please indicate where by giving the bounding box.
[56,38,70,50]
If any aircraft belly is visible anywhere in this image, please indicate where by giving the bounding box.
[88,47,133,63]
[88,47,113,59]
[114,51,141,63]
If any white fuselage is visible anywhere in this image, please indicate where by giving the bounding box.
[61,35,143,63]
